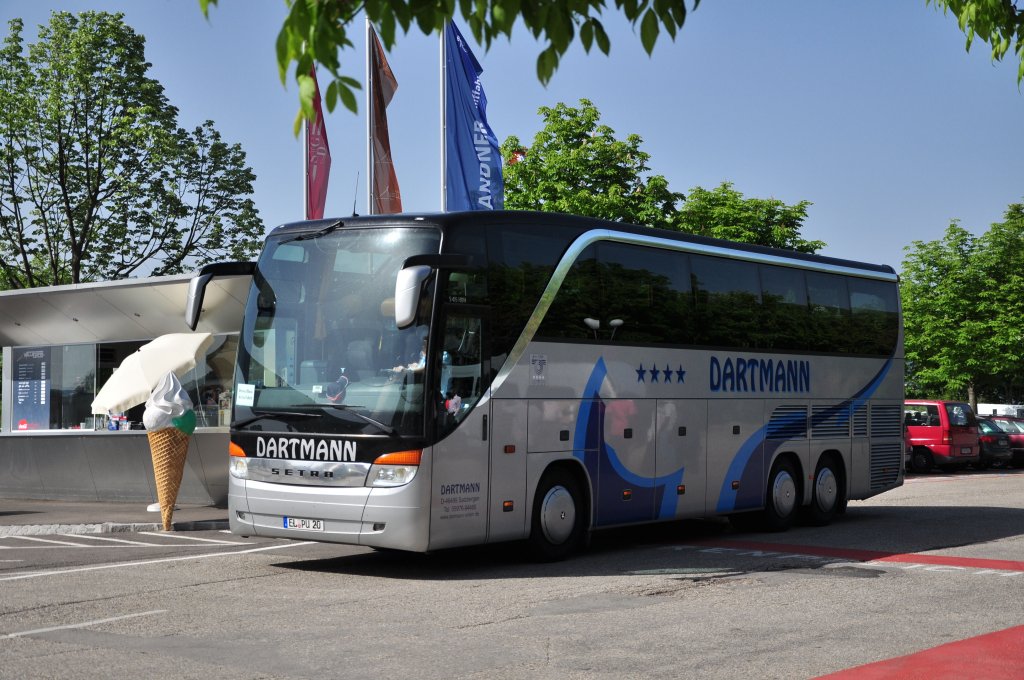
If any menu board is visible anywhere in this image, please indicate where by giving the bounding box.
[13,347,50,430]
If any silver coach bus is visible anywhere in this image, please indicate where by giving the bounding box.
[187,211,904,559]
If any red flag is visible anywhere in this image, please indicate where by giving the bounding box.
[368,28,402,214]
[306,67,331,220]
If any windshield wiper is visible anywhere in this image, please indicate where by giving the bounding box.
[231,410,319,429]
[299,403,399,436]
[279,219,343,244]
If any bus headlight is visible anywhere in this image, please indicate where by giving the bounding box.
[229,442,248,479]
[367,450,421,488]
[229,456,249,479]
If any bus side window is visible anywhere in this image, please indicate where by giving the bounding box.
[692,254,761,349]
[759,264,809,351]
[807,272,852,353]
[440,313,484,426]
[848,277,899,356]
[597,242,693,345]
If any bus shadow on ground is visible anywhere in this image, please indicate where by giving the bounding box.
[273,503,1024,580]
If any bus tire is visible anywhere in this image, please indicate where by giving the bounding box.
[762,458,799,532]
[528,468,585,562]
[803,455,845,526]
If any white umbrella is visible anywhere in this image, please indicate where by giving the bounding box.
[91,332,214,415]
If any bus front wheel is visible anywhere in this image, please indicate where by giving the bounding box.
[529,469,585,561]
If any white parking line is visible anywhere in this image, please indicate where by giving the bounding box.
[0,541,313,581]
[58,534,163,546]
[2,609,166,639]
[136,532,244,545]
[8,536,87,547]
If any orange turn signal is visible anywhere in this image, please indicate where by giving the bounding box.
[229,441,246,458]
[373,450,422,466]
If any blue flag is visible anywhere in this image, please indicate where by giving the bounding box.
[444,22,503,211]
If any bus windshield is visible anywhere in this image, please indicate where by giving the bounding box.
[234,226,441,437]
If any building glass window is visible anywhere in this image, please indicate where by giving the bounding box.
[7,335,238,432]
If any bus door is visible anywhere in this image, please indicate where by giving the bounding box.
[428,308,490,550]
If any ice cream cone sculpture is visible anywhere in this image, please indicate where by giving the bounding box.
[143,372,197,530]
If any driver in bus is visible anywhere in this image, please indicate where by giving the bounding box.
[392,336,426,374]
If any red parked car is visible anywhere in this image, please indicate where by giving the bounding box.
[904,400,980,472]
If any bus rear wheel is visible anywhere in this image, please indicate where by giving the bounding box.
[762,458,799,532]
[803,456,845,526]
[529,469,585,562]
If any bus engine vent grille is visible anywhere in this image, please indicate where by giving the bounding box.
[852,405,868,437]
[870,442,902,490]
[870,404,903,438]
[811,405,850,439]
[767,405,807,440]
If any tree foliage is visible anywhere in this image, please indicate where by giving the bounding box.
[676,182,823,253]
[500,99,822,252]
[901,202,1024,405]
[927,0,1024,84]
[500,99,684,230]
[0,12,264,288]
[199,0,699,129]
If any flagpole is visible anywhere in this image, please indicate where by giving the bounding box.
[302,75,308,220]
[365,16,373,215]
[440,22,446,212]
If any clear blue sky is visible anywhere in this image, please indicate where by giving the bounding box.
[2,1,1022,272]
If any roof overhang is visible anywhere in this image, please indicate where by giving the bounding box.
[0,273,251,347]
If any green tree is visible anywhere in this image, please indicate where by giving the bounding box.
[970,201,1024,401]
[500,99,822,252]
[675,182,823,253]
[927,0,1024,84]
[0,12,263,288]
[500,99,684,229]
[199,0,698,128]
[901,223,991,406]
[902,203,1024,406]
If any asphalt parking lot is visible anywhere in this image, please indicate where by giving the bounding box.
[1,468,1022,679]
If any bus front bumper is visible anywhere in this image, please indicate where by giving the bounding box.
[228,475,430,552]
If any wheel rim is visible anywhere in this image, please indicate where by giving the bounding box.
[771,469,797,518]
[814,467,837,513]
[539,485,576,545]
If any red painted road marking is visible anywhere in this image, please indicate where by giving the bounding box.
[814,624,1024,679]
[686,538,1024,572]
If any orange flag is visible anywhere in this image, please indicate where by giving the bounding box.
[368,27,402,214]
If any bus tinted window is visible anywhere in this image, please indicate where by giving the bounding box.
[692,254,761,348]
[537,242,695,344]
[759,265,809,351]
[538,245,599,340]
[487,226,576,356]
[596,242,693,345]
[849,277,899,355]
[807,272,851,353]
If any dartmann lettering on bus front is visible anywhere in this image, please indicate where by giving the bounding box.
[254,436,357,462]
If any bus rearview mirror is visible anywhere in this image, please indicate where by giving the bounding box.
[185,261,256,330]
[395,265,433,329]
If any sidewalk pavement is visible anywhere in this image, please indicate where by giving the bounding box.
[0,498,229,536]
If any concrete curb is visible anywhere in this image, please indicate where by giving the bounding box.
[0,520,230,537]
